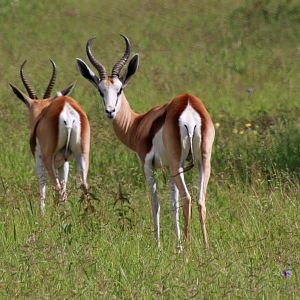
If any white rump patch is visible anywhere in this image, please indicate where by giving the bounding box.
[56,103,81,163]
[178,104,202,161]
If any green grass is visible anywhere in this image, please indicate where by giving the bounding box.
[1,0,300,298]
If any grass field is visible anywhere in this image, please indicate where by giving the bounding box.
[1,0,300,298]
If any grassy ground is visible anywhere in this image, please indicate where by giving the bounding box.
[1,0,300,298]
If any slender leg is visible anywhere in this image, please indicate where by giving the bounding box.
[163,119,192,247]
[35,151,47,215]
[170,178,182,250]
[58,161,69,202]
[197,139,213,249]
[197,160,208,248]
[75,153,91,210]
[170,164,191,243]
[43,156,61,205]
[144,162,160,247]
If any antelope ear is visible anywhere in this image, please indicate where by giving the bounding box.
[9,83,32,108]
[59,82,76,96]
[120,53,139,87]
[76,58,99,88]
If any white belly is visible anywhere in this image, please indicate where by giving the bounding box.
[151,127,168,167]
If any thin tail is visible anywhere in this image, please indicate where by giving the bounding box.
[64,126,72,161]
[171,125,196,178]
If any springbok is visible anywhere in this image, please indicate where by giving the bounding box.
[9,60,91,214]
[76,35,215,249]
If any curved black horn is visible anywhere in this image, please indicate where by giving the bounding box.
[86,38,107,80]
[20,60,37,99]
[111,34,131,78]
[43,59,57,99]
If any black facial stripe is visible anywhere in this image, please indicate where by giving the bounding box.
[99,89,104,98]
[115,88,123,107]
[117,88,123,96]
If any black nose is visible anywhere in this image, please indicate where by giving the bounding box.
[105,109,115,118]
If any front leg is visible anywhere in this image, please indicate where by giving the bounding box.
[144,161,160,248]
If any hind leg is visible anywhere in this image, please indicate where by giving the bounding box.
[58,161,69,202]
[170,177,182,250]
[170,163,191,243]
[35,151,47,215]
[164,120,192,244]
[198,160,209,248]
[197,124,214,249]
[75,151,92,210]
[43,156,62,204]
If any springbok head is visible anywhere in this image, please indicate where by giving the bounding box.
[9,60,75,125]
[76,34,139,119]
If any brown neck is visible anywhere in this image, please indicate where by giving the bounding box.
[112,93,140,152]
[29,100,51,130]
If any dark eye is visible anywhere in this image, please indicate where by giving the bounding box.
[117,88,123,97]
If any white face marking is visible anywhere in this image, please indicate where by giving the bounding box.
[98,78,123,119]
